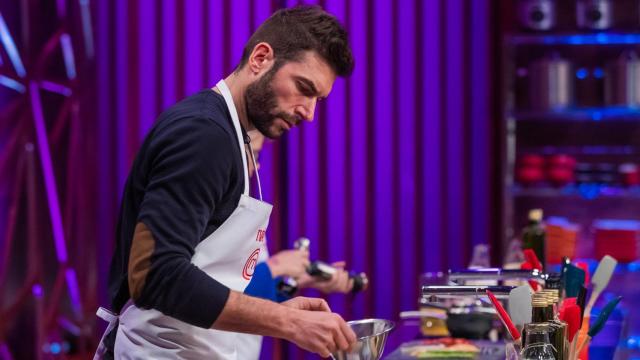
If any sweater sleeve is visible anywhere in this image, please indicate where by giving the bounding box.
[131,117,236,328]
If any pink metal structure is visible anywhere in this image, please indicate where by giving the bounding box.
[0,1,94,358]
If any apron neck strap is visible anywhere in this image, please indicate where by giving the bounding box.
[247,141,263,201]
[216,79,250,196]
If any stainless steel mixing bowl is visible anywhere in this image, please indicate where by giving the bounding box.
[331,319,395,360]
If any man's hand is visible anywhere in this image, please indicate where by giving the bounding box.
[282,296,331,312]
[212,291,357,358]
[266,249,310,278]
[297,261,353,294]
[286,306,357,358]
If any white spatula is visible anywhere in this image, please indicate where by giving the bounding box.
[584,255,617,316]
[508,285,532,331]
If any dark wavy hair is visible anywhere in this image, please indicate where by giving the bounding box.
[236,5,354,77]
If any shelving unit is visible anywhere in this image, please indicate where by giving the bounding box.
[501,31,640,244]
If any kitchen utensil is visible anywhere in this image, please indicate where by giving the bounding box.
[575,296,622,358]
[446,310,495,340]
[448,268,549,282]
[559,297,576,321]
[576,0,612,30]
[331,319,394,360]
[415,302,450,337]
[524,249,543,271]
[577,286,587,326]
[529,53,573,110]
[564,265,586,298]
[605,51,640,108]
[518,0,556,31]
[584,255,617,317]
[562,304,581,360]
[422,285,515,300]
[574,261,589,285]
[279,237,369,297]
[521,262,541,291]
[508,285,533,331]
[486,290,521,343]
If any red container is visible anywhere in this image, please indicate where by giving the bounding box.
[619,163,639,186]
[594,220,640,263]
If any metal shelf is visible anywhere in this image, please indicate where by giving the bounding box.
[507,33,640,46]
[517,145,640,156]
[511,185,640,200]
[512,107,640,122]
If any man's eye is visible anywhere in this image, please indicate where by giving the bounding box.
[297,82,314,96]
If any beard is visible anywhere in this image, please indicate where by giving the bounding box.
[244,66,299,139]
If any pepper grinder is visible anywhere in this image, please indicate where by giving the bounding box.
[277,237,369,297]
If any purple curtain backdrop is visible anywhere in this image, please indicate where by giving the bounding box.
[92,0,496,358]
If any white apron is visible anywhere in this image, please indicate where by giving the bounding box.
[236,248,271,360]
[94,80,272,359]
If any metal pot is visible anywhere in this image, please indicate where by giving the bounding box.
[518,0,556,31]
[605,51,640,107]
[529,53,574,110]
[577,0,612,30]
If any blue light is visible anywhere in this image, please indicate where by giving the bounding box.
[578,183,600,200]
[627,336,640,349]
[50,343,61,354]
[513,33,640,46]
[576,68,588,79]
[0,75,25,93]
[593,67,604,79]
[628,261,640,273]
[591,111,603,121]
[0,13,26,77]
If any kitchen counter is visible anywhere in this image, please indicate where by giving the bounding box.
[382,319,506,360]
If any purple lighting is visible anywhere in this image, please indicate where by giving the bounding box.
[60,33,77,79]
[92,3,497,358]
[0,75,25,93]
[0,343,14,360]
[0,13,26,77]
[32,284,44,297]
[29,82,69,264]
[57,0,67,19]
[39,80,71,96]
[79,0,95,58]
[65,268,83,316]
[29,82,83,315]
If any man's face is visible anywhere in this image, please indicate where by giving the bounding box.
[245,51,336,139]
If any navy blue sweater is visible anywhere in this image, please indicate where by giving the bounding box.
[108,89,248,328]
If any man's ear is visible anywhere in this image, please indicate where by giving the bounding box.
[248,42,275,75]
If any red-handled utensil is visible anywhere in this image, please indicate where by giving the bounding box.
[487,290,520,343]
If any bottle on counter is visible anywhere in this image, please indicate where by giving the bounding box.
[521,323,556,360]
[522,209,546,270]
[523,293,567,360]
[542,290,568,360]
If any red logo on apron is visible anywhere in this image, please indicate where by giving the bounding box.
[256,229,266,242]
[242,248,261,280]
